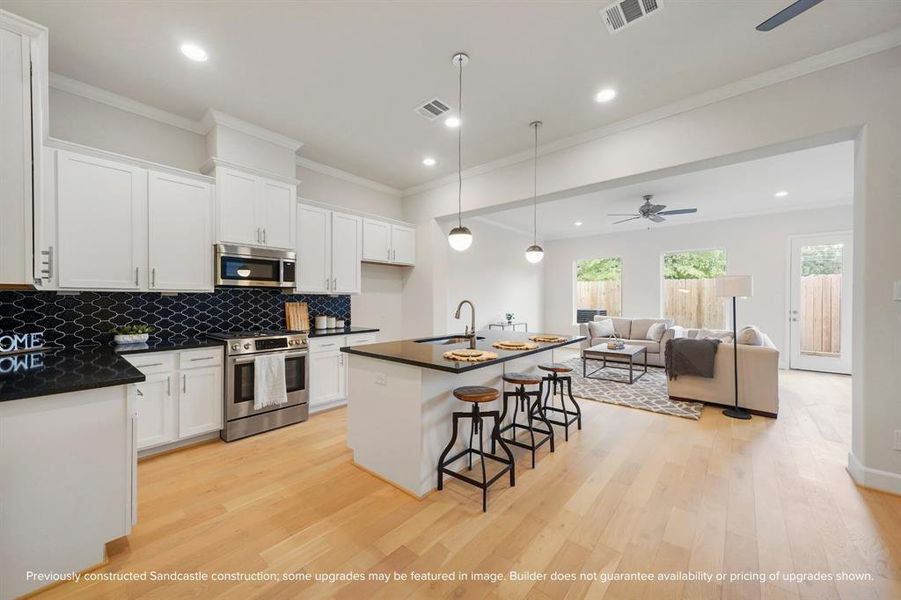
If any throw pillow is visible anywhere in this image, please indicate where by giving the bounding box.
[738,325,764,346]
[697,328,734,343]
[646,322,666,342]
[588,318,615,338]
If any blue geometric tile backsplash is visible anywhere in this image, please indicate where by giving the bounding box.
[0,289,350,348]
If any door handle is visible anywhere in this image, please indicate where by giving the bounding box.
[167,376,171,397]
[151,267,156,288]
[135,267,139,286]
[182,374,187,393]
[332,277,337,291]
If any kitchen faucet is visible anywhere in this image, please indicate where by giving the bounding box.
[454,300,476,337]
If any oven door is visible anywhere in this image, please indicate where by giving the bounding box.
[226,350,309,420]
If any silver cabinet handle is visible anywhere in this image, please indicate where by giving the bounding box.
[256,228,261,243]
[167,375,171,397]
[40,246,53,279]
[136,388,144,397]
[332,277,337,291]
[182,374,187,393]
[134,362,163,368]
[190,356,214,361]
[151,268,156,288]
[135,267,139,286]
[263,228,267,243]
[325,277,330,291]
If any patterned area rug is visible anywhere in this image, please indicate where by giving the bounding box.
[560,357,703,420]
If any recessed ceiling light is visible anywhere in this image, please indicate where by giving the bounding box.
[574,221,583,226]
[444,116,461,128]
[774,190,789,197]
[180,43,208,62]
[595,88,617,103]
[422,156,436,166]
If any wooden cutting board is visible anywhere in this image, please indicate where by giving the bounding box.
[285,302,309,332]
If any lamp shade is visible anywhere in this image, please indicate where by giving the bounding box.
[715,275,753,298]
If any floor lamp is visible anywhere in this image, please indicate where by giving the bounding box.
[715,275,753,420]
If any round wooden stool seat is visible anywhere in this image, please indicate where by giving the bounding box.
[538,363,572,374]
[453,386,500,403]
[502,372,542,386]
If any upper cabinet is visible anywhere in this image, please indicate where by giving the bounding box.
[296,204,361,295]
[214,165,296,250]
[0,13,47,286]
[362,218,415,266]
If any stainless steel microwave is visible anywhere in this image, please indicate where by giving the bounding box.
[214,244,296,288]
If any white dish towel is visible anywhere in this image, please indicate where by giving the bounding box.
[253,353,288,410]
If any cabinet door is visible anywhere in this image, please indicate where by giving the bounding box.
[178,366,222,439]
[390,224,416,265]
[148,171,213,291]
[362,218,391,262]
[309,350,344,409]
[296,204,331,293]
[0,28,31,286]
[135,373,176,450]
[217,167,259,246]
[258,179,295,249]
[331,212,362,294]
[56,151,147,289]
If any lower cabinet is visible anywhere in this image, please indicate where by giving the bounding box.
[308,333,377,412]
[126,348,222,451]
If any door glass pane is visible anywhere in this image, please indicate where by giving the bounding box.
[799,244,843,357]
[285,356,306,393]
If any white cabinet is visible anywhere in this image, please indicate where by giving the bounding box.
[362,218,416,266]
[179,366,222,438]
[134,373,176,450]
[56,150,148,289]
[148,170,213,291]
[308,332,377,412]
[215,165,296,250]
[296,204,362,295]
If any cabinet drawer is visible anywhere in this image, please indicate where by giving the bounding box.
[346,334,377,347]
[125,352,176,375]
[308,336,346,353]
[179,347,223,369]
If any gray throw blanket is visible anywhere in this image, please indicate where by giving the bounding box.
[665,338,720,380]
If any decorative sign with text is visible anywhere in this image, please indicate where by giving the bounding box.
[0,332,45,355]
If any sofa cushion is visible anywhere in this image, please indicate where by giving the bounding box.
[646,322,666,342]
[738,325,764,346]
[625,339,661,354]
[630,318,673,341]
[588,318,615,338]
[609,317,632,339]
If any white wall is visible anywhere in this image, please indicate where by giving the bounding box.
[442,219,543,335]
[543,205,852,367]
[402,47,901,492]
[296,165,403,220]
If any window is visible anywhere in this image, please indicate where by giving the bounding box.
[662,249,727,329]
[575,257,622,322]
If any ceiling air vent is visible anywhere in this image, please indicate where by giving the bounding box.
[414,98,452,121]
[602,0,663,34]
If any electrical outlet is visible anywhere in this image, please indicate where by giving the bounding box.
[894,430,901,451]
[374,373,387,386]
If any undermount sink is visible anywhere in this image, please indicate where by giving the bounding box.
[414,335,485,345]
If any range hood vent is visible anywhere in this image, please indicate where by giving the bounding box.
[602,0,663,33]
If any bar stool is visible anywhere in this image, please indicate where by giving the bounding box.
[538,363,582,441]
[494,372,555,468]
[437,386,515,512]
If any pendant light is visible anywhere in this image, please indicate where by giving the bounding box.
[447,52,473,252]
[525,120,544,263]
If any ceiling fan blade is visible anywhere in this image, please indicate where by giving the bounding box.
[756,0,825,31]
[649,215,666,223]
[613,216,641,225]
[657,208,698,216]
[607,213,639,217]
[648,204,667,214]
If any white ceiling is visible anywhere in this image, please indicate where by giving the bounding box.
[5,1,900,189]
[477,141,854,239]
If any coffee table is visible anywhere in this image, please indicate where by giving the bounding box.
[582,343,648,384]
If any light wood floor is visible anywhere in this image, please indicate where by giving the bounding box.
[35,369,901,600]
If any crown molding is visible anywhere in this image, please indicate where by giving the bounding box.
[49,72,205,134]
[402,26,901,198]
[296,156,401,197]
[200,109,303,151]
[201,157,301,185]
[0,9,48,38]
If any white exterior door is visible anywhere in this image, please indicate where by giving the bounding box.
[135,374,176,450]
[391,224,415,265]
[331,212,362,294]
[362,218,391,262]
[789,232,853,374]
[56,151,147,289]
[258,179,294,249]
[217,167,259,245]
[297,204,331,293]
[148,171,213,291]
[178,367,222,438]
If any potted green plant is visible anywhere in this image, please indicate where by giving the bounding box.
[505,312,515,324]
[109,323,155,345]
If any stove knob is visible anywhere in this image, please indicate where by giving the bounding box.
[243,343,251,350]
[231,343,239,351]
[289,339,296,346]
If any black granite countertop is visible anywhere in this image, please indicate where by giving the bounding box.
[340,330,585,373]
[0,347,145,403]
[307,326,380,338]
[111,336,224,355]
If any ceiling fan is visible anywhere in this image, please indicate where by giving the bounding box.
[608,194,698,225]
[756,0,825,32]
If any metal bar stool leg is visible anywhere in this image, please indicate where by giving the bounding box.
[530,381,555,453]
[437,412,462,490]
[566,376,582,430]
[488,409,515,487]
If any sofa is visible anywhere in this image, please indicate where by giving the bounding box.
[666,328,780,417]
[579,316,682,367]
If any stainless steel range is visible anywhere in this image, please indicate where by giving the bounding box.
[208,330,309,442]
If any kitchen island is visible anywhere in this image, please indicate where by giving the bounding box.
[341,330,584,497]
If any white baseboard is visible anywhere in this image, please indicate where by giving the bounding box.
[310,398,347,415]
[847,452,901,495]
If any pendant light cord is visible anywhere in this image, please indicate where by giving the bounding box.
[532,121,539,245]
[457,57,463,228]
